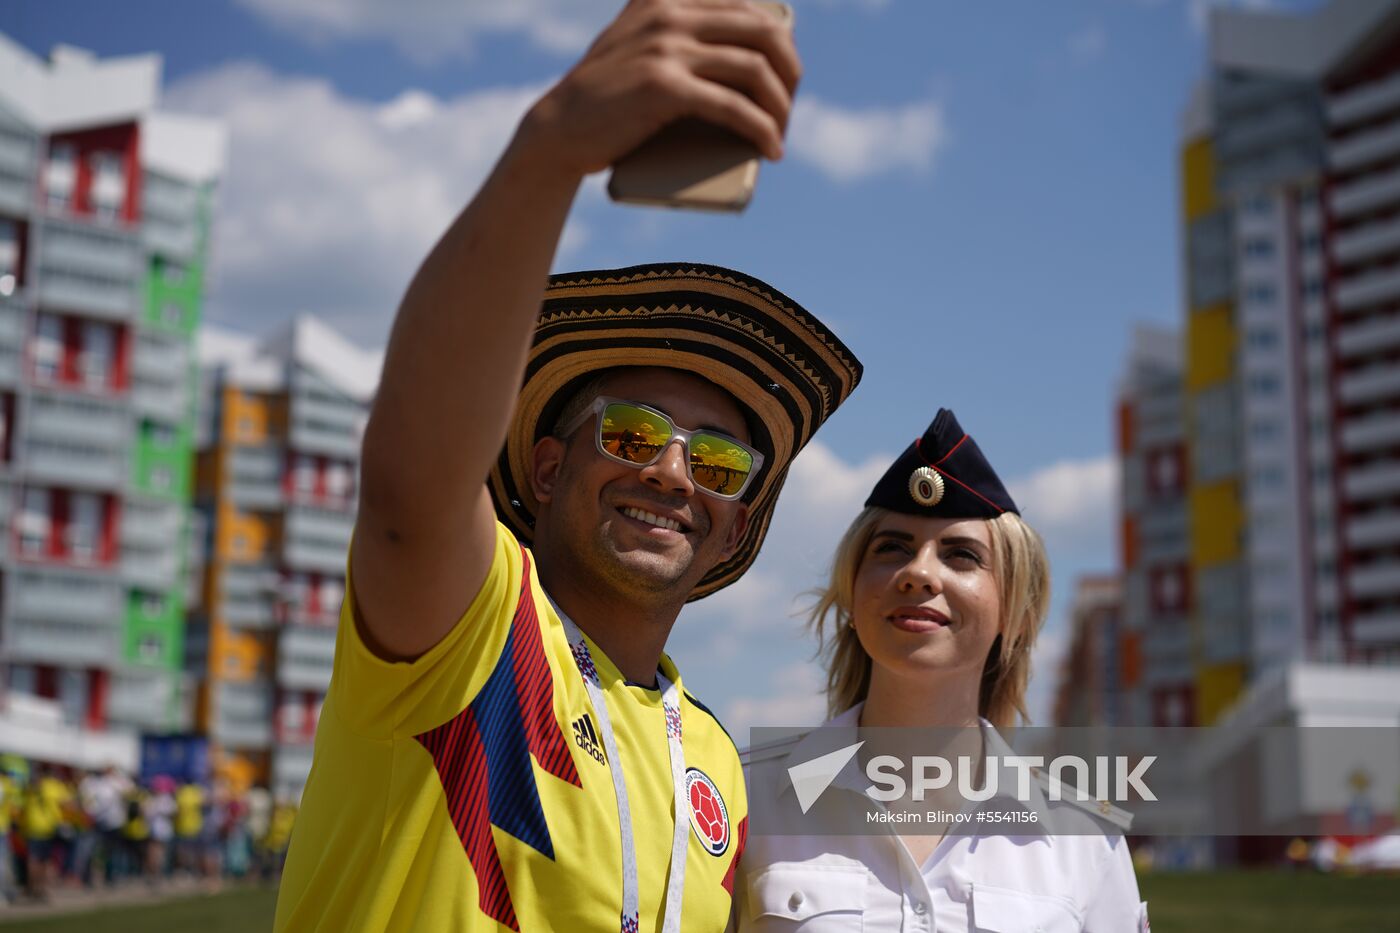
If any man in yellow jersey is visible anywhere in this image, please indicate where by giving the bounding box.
[274,1,862,930]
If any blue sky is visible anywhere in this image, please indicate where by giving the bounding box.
[3,0,1321,732]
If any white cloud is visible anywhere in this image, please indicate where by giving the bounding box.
[787,97,948,182]
[1068,23,1108,63]
[232,0,619,63]
[1007,455,1118,558]
[724,661,827,741]
[164,63,595,344]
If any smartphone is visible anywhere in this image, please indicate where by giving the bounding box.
[607,1,795,212]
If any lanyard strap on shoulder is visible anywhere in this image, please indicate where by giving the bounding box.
[559,613,689,933]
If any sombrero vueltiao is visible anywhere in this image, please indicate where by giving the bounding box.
[488,262,863,601]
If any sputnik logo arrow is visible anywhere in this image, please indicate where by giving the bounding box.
[787,741,864,814]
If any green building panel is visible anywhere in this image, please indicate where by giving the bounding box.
[143,184,214,339]
[123,589,186,670]
[131,417,196,501]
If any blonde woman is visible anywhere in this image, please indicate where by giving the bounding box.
[736,409,1147,932]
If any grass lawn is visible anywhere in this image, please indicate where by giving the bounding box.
[0,886,279,932]
[1,871,1396,931]
[1138,870,1400,933]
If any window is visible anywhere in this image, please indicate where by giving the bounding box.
[1248,372,1280,395]
[1250,419,1279,441]
[1303,277,1325,299]
[80,320,115,389]
[33,313,63,382]
[1246,327,1278,350]
[293,455,317,494]
[1243,237,1274,259]
[1245,193,1272,215]
[1245,282,1277,306]
[149,424,177,448]
[0,219,18,296]
[44,143,77,210]
[325,461,352,499]
[162,262,186,286]
[141,593,166,617]
[67,491,101,560]
[1299,230,1322,253]
[18,487,51,554]
[139,633,164,662]
[89,151,126,221]
[150,465,172,491]
[161,303,183,328]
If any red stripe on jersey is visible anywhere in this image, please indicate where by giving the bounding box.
[511,549,581,787]
[419,707,519,930]
[721,815,748,897]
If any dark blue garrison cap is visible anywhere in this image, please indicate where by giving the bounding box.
[864,409,1018,518]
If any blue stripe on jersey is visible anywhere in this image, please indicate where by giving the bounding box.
[475,623,555,859]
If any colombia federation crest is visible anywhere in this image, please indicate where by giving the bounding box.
[685,767,730,857]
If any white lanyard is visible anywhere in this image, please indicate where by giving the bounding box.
[558,612,689,933]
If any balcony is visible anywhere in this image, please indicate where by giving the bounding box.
[25,392,128,446]
[1344,460,1400,503]
[35,268,138,321]
[1329,119,1400,173]
[1336,314,1400,360]
[0,128,35,177]
[1334,264,1400,314]
[1351,610,1400,645]
[1340,412,1400,454]
[0,172,32,217]
[37,221,141,282]
[0,306,23,385]
[3,617,121,666]
[122,546,181,591]
[132,378,188,424]
[142,174,199,223]
[106,670,188,732]
[1329,71,1400,127]
[121,500,183,548]
[1348,560,1400,600]
[133,332,190,385]
[20,438,125,488]
[284,506,353,574]
[1339,365,1400,406]
[1330,165,1400,221]
[213,680,274,750]
[222,595,276,630]
[1332,216,1400,267]
[1346,510,1400,550]
[10,566,123,621]
[143,216,200,262]
[278,625,335,691]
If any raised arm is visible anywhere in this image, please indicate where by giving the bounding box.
[352,0,802,659]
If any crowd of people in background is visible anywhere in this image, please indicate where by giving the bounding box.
[0,754,297,904]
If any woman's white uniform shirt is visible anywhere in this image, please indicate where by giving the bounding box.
[735,703,1148,932]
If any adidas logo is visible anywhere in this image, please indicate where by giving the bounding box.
[572,713,606,765]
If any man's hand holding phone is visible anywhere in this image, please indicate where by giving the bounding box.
[513,0,799,209]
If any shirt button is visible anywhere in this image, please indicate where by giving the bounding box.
[913,901,927,915]
[788,891,804,912]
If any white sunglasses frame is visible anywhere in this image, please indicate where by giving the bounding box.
[557,396,765,501]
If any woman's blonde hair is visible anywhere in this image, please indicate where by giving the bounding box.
[808,506,1051,730]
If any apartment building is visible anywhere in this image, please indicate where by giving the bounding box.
[1154,0,1400,725]
[0,35,223,745]
[194,317,378,796]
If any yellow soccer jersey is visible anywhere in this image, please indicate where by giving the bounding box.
[275,522,748,932]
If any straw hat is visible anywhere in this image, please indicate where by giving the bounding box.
[488,262,863,600]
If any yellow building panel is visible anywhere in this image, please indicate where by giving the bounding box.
[1195,661,1246,726]
[213,749,268,795]
[215,503,276,561]
[1186,302,1235,391]
[210,622,273,680]
[1190,480,1242,567]
[223,388,287,445]
[1181,136,1217,223]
